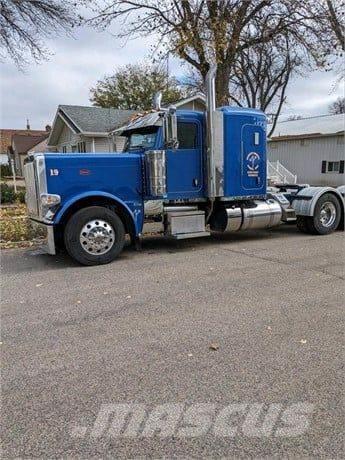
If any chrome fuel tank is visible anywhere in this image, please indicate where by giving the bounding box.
[210,199,282,233]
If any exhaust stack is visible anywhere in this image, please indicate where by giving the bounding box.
[152,91,162,111]
[205,65,217,198]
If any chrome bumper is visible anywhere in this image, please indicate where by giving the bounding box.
[46,225,56,255]
[32,222,56,255]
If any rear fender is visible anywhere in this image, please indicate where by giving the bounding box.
[292,186,344,229]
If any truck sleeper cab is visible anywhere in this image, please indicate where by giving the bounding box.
[23,68,345,266]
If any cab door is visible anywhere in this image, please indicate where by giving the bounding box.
[166,118,204,199]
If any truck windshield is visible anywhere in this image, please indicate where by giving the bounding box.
[124,127,159,151]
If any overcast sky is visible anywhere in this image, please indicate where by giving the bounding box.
[0,24,343,130]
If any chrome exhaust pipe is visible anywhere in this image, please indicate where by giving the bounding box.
[205,65,217,198]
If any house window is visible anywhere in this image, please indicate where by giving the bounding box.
[328,161,340,172]
[177,122,198,149]
[62,146,67,153]
[322,160,344,174]
[77,141,86,153]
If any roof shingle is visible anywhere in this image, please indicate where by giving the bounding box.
[59,105,135,133]
[0,129,47,154]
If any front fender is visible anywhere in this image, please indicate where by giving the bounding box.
[53,191,143,235]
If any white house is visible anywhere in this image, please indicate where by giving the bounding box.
[268,114,345,187]
[47,95,206,154]
[47,105,135,153]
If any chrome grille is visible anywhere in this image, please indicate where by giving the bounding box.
[23,158,39,217]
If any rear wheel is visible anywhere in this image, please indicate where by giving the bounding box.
[297,193,341,235]
[64,206,125,265]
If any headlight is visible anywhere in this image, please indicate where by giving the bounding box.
[40,193,61,222]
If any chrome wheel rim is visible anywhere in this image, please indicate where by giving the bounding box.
[80,219,115,255]
[319,202,336,228]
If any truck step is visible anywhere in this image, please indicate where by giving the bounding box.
[170,231,210,240]
[281,208,296,222]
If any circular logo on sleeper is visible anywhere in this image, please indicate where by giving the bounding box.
[246,152,260,177]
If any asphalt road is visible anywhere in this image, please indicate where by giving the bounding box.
[2,226,344,458]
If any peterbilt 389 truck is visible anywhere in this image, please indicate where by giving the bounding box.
[24,67,344,265]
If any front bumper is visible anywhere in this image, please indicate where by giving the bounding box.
[31,221,56,255]
[46,225,56,255]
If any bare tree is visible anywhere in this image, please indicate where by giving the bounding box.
[325,0,345,51]
[84,1,331,106]
[0,0,76,67]
[181,36,305,136]
[229,37,303,136]
[328,97,345,114]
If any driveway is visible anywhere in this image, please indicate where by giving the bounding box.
[1,226,344,458]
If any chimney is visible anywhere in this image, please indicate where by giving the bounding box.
[26,118,30,130]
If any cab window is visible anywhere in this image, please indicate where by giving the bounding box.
[124,126,159,151]
[177,122,198,149]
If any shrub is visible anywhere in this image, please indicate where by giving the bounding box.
[16,189,26,203]
[0,183,16,204]
[0,163,12,177]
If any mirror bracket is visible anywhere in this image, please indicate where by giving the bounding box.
[164,107,179,149]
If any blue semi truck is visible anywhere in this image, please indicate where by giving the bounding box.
[24,67,344,265]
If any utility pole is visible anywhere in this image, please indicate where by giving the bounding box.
[10,159,17,193]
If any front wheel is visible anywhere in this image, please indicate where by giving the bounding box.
[64,206,125,265]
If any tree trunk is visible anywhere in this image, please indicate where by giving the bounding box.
[215,65,230,106]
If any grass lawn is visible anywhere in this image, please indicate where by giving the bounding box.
[0,204,46,248]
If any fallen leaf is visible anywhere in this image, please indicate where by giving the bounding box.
[187,353,193,357]
[103,292,108,295]
[300,339,307,344]
[76,300,81,304]
[267,326,272,331]
[126,295,132,299]
[209,343,219,351]
[35,283,43,287]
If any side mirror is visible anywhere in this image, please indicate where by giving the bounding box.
[164,107,179,149]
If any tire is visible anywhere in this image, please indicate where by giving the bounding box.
[303,193,341,235]
[64,206,125,265]
[296,216,310,234]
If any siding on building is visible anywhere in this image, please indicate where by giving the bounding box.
[56,124,83,152]
[268,134,345,186]
[178,100,205,111]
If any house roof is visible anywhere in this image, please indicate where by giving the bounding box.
[0,129,47,154]
[12,134,48,154]
[27,137,50,154]
[269,113,345,140]
[165,93,206,108]
[48,105,136,146]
